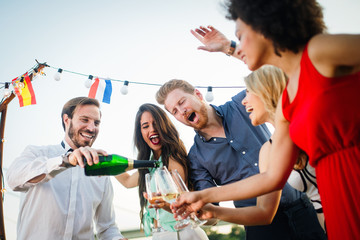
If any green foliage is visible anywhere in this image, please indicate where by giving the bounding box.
[205,225,246,240]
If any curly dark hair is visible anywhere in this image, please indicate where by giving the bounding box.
[133,103,190,230]
[225,0,326,56]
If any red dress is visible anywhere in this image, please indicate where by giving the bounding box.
[282,44,360,239]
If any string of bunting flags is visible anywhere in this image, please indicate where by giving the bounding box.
[0,60,246,107]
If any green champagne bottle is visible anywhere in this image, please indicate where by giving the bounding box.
[84,154,160,176]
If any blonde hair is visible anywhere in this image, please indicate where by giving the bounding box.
[156,79,195,105]
[244,65,288,121]
[245,65,308,170]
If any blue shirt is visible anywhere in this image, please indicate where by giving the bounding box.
[189,90,271,207]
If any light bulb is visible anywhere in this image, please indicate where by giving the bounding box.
[3,82,11,98]
[54,68,63,81]
[85,75,93,88]
[120,81,129,95]
[18,81,25,89]
[205,86,214,102]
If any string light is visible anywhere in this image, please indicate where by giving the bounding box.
[1,62,246,100]
[205,86,214,102]
[85,75,93,88]
[54,68,63,81]
[120,81,129,95]
[3,82,11,98]
[17,76,25,89]
[46,64,245,90]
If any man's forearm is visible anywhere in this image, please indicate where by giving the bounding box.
[28,174,46,183]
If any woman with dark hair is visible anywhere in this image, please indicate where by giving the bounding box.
[173,0,360,239]
[116,103,208,240]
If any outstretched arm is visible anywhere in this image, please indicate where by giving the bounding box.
[198,187,281,226]
[7,145,107,191]
[175,142,282,224]
[115,171,139,188]
[29,146,108,183]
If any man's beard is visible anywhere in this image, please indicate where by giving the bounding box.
[193,102,208,130]
[68,121,95,148]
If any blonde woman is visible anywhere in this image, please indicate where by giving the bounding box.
[186,66,326,239]
[244,66,325,230]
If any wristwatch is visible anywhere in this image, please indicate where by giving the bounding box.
[61,151,74,168]
[226,40,236,56]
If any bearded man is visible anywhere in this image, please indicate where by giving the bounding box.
[7,97,127,240]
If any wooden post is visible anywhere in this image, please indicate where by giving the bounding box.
[0,93,15,240]
[0,62,47,239]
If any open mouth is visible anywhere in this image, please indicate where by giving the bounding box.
[246,107,253,113]
[150,134,160,145]
[80,132,94,140]
[188,112,196,122]
[240,55,246,63]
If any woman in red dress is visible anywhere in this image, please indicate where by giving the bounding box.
[172,0,360,239]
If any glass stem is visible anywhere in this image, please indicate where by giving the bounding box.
[156,208,161,227]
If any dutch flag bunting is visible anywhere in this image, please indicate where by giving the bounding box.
[88,77,112,104]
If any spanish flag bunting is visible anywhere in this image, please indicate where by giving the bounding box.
[88,77,112,104]
[12,73,37,107]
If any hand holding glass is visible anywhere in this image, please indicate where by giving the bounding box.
[145,173,165,232]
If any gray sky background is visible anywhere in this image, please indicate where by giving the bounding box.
[1,0,359,238]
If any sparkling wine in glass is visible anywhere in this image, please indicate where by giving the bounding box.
[171,169,207,228]
[145,173,165,232]
[154,166,191,230]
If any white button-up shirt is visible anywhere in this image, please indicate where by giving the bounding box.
[6,140,125,240]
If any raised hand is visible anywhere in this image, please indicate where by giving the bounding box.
[191,25,231,53]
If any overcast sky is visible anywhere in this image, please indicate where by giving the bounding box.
[1,0,359,238]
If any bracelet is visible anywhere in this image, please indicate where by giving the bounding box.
[226,40,236,56]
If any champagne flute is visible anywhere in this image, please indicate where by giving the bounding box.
[145,173,165,232]
[171,169,207,228]
[154,166,191,230]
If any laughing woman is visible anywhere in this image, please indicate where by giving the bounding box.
[115,103,208,240]
[242,66,325,231]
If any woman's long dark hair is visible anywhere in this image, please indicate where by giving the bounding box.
[133,103,189,229]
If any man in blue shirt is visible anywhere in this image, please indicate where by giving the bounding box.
[156,79,326,239]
